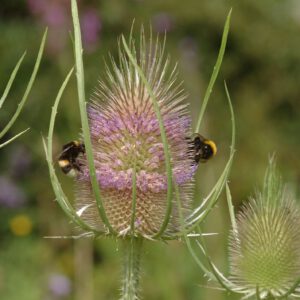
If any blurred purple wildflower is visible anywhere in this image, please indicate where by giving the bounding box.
[179,37,200,71]
[152,13,175,33]
[27,0,47,15]
[9,146,32,178]
[81,9,102,52]
[0,176,26,208]
[48,273,72,297]
[26,0,101,54]
[179,37,198,60]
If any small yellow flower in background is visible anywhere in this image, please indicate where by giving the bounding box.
[9,214,33,236]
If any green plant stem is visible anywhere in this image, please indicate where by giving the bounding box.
[121,238,143,300]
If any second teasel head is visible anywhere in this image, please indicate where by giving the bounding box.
[229,161,300,298]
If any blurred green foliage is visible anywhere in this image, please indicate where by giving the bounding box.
[0,0,300,299]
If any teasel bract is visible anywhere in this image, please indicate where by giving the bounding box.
[44,1,233,299]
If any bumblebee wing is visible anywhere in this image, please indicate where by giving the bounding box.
[192,133,205,141]
[57,145,72,160]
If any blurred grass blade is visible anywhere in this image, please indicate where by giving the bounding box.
[0,128,29,149]
[0,29,47,139]
[71,0,115,234]
[195,9,232,133]
[121,35,173,238]
[45,67,101,234]
[0,52,26,110]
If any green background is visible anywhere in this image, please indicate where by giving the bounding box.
[0,0,300,299]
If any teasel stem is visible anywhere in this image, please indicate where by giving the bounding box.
[121,238,143,300]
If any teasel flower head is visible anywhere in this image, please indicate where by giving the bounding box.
[74,30,197,238]
[46,4,232,244]
[228,160,300,299]
[45,3,231,300]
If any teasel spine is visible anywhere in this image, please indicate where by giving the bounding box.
[121,238,143,300]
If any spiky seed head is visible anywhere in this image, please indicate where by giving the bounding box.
[75,31,196,237]
[229,161,300,298]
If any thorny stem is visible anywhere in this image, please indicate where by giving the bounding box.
[121,238,143,300]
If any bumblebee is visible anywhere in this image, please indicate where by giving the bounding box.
[58,141,85,177]
[190,133,217,163]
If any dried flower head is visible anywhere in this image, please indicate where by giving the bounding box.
[229,161,300,298]
[75,31,196,237]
